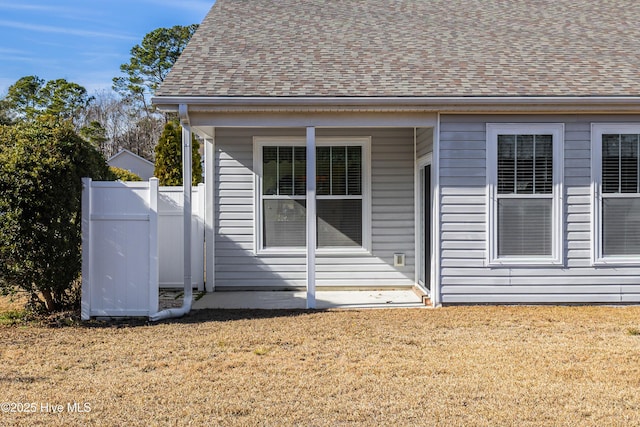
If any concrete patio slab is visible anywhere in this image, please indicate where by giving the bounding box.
[191,290,427,310]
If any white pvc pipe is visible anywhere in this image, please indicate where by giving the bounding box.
[151,106,193,321]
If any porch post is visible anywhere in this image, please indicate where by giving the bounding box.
[306,126,316,309]
[204,132,215,292]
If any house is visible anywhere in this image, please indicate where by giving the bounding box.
[107,149,155,180]
[150,0,640,307]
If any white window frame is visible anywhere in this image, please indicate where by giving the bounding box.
[253,136,372,255]
[591,123,640,265]
[486,123,564,266]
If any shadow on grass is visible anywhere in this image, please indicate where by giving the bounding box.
[0,375,48,384]
[81,308,330,329]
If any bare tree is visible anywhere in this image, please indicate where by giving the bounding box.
[79,90,162,161]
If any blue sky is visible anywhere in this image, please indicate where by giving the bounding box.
[0,0,212,95]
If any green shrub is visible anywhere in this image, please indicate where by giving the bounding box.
[0,120,112,312]
[154,121,202,186]
[0,309,26,325]
[110,166,142,181]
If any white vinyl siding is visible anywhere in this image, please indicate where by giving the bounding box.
[440,114,640,304]
[214,128,415,290]
[592,124,640,264]
[416,127,433,159]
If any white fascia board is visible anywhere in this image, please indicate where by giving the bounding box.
[152,96,640,114]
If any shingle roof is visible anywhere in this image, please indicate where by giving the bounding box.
[157,0,640,98]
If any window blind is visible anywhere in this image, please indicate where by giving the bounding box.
[317,199,362,247]
[602,134,639,194]
[263,199,306,248]
[497,198,552,256]
[602,198,640,256]
[497,134,552,195]
[262,146,306,196]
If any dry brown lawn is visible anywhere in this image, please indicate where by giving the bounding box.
[1,304,640,426]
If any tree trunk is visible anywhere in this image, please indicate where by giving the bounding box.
[41,289,57,312]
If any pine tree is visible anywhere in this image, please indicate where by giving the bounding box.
[154,121,202,186]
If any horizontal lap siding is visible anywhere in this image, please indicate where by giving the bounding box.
[439,114,640,303]
[416,127,433,159]
[214,128,415,289]
[368,128,415,287]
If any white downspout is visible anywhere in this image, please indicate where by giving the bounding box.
[306,126,316,309]
[151,104,193,321]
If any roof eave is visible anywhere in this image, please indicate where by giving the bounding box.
[151,96,640,114]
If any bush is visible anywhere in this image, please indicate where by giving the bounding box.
[154,121,202,186]
[110,166,142,181]
[0,120,113,312]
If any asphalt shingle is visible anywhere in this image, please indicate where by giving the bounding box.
[157,0,640,97]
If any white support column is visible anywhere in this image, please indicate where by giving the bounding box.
[196,182,205,291]
[413,128,419,286]
[306,126,316,309]
[432,114,442,307]
[204,133,215,292]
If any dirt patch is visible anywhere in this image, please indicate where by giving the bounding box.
[1,304,639,426]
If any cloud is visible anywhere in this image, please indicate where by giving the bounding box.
[0,3,67,12]
[0,47,28,55]
[140,0,212,14]
[0,19,138,41]
[0,47,42,64]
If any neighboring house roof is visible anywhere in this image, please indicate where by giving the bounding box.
[108,149,155,166]
[157,0,640,98]
[107,149,155,180]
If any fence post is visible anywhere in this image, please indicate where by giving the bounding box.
[148,178,159,315]
[81,178,92,320]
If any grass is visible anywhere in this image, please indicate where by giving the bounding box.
[0,294,28,325]
[0,309,26,326]
[1,303,640,426]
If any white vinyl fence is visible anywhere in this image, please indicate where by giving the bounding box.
[158,186,205,290]
[81,178,204,319]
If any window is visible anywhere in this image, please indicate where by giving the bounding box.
[592,124,640,263]
[487,124,563,265]
[255,138,370,252]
